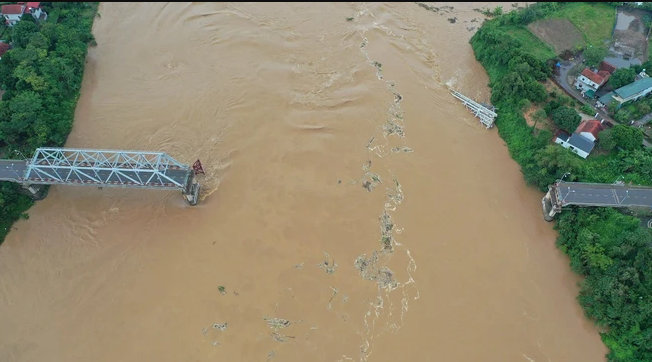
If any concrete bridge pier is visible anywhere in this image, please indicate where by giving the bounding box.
[542,188,558,222]
[21,184,48,201]
[182,173,201,206]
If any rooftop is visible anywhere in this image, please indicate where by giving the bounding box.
[576,120,604,138]
[1,4,23,15]
[0,42,9,57]
[615,76,652,100]
[580,68,608,85]
[568,133,595,153]
[599,60,617,75]
[555,131,570,142]
[598,91,615,106]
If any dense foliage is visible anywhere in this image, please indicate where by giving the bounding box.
[0,2,97,244]
[471,5,652,361]
[551,105,581,132]
[609,68,638,90]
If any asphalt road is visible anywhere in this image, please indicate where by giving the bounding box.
[0,159,190,190]
[556,182,652,208]
[0,160,27,181]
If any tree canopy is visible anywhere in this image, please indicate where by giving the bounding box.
[551,106,581,133]
[0,2,98,243]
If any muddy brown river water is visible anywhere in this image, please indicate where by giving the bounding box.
[0,3,607,362]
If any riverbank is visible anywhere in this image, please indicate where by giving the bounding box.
[0,2,98,244]
[470,3,652,361]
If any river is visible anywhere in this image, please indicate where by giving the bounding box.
[0,2,607,362]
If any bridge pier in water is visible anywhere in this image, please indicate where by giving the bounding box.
[542,187,561,222]
[182,174,201,206]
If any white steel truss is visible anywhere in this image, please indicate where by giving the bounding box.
[24,148,192,190]
[451,90,498,129]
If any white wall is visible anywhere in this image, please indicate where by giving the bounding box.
[555,138,589,159]
[575,75,599,91]
[580,131,597,142]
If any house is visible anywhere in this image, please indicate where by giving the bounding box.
[595,76,652,109]
[553,120,605,159]
[573,61,617,98]
[0,42,9,60]
[1,2,47,27]
[576,119,605,142]
[554,131,595,159]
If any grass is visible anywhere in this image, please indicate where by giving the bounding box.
[550,2,617,47]
[504,25,557,61]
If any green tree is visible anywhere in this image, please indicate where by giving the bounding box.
[612,124,643,150]
[584,46,608,69]
[598,129,617,151]
[551,106,581,132]
[10,19,38,49]
[609,68,637,89]
[532,108,547,132]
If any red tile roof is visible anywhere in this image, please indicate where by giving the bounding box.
[1,4,24,15]
[0,42,9,57]
[26,2,40,8]
[581,68,608,86]
[600,61,617,74]
[576,120,605,139]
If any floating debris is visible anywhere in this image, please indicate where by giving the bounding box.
[355,251,379,281]
[263,317,292,330]
[318,252,338,274]
[294,262,305,269]
[213,323,228,331]
[218,286,226,295]
[327,286,338,310]
[386,178,404,208]
[379,211,395,253]
[357,160,383,192]
[211,341,220,346]
[391,146,413,154]
[342,294,349,303]
[202,327,209,335]
[271,332,295,343]
[346,16,354,21]
[267,350,275,361]
[354,251,398,291]
[448,17,457,24]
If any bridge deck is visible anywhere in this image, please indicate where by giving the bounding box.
[554,182,652,208]
[0,159,191,191]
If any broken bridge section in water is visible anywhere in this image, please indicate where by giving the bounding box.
[0,147,201,205]
[450,90,498,129]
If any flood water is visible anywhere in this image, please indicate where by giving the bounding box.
[0,3,607,362]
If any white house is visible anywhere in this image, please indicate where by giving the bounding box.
[553,119,606,159]
[574,67,610,95]
[1,2,47,27]
[554,132,594,159]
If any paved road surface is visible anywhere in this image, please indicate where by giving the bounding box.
[556,182,652,208]
[0,160,27,181]
[0,159,190,190]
